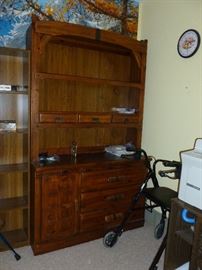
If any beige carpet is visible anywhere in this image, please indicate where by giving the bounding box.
[0,222,164,270]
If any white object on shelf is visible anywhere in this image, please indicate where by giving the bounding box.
[0,120,16,131]
[175,262,189,269]
[111,107,136,114]
[0,84,11,91]
[178,138,202,209]
[105,145,134,157]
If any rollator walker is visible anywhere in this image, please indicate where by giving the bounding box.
[103,149,181,270]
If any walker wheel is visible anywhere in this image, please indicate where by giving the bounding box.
[154,220,165,239]
[103,231,118,248]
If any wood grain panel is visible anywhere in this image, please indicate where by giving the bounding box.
[0,209,28,231]
[39,172,77,242]
[0,133,28,164]
[39,43,100,78]
[0,52,28,86]
[39,42,132,81]
[99,50,131,81]
[38,127,135,153]
[0,172,28,198]
[38,81,137,113]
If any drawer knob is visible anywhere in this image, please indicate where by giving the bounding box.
[115,212,124,219]
[104,212,124,223]
[107,176,123,183]
[55,116,64,122]
[106,194,125,201]
[92,117,100,123]
[104,214,114,223]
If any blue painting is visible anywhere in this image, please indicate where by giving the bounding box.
[0,0,139,48]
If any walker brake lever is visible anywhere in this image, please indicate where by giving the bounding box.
[162,160,181,167]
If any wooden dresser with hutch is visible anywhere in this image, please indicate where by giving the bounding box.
[27,18,148,255]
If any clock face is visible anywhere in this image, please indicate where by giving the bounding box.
[177,29,200,58]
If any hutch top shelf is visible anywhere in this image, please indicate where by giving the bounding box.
[27,18,147,85]
[27,18,147,161]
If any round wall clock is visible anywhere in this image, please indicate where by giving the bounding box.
[177,29,200,58]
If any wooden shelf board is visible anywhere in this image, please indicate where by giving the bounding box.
[35,72,143,89]
[0,229,28,251]
[0,47,29,57]
[37,123,142,128]
[0,91,28,95]
[0,128,28,134]
[0,196,28,211]
[52,36,131,55]
[0,163,28,173]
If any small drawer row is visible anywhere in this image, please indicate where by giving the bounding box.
[39,112,138,124]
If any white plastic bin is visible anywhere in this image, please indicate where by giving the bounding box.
[176,262,189,270]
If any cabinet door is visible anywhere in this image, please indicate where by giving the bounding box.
[40,172,77,242]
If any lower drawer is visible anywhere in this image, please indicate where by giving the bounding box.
[80,186,144,213]
[80,208,144,233]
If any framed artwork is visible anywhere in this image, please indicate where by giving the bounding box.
[0,0,139,48]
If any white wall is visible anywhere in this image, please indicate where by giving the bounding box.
[138,0,202,188]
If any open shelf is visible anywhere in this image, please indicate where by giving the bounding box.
[0,47,28,57]
[0,196,28,211]
[0,90,28,95]
[0,229,28,251]
[0,128,28,134]
[0,163,28,173]
[36,72,144,89]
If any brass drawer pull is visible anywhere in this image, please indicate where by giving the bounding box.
[55,116,64,123]
[104,214,114,223]
[104,212,124,223]
[91,117,100,123]
[106,194,125,201]
[107,176,123,183]
[115,212,124,219]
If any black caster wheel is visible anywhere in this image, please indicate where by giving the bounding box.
[103,231,118,248]
[154,220,165,239]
